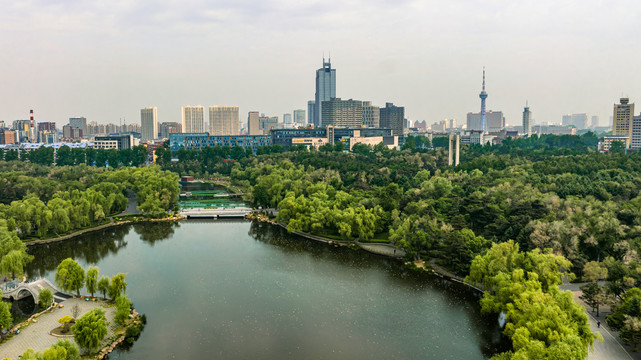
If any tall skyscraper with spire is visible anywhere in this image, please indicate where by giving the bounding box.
[479,67,488,133]
[312,57,336,127]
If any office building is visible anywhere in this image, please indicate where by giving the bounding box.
[362,101,380,128]
[160,122,182,139]
[259,115,279,132]
[613,98,635,148]
[38,122,56,132]
[293,109,306,125]
[209,106,239,135]
[321,98,363,128]
[62,125,83,140]
[313,58,336,127]
[283,113,292,124]
[591,116,599,129]
[380,102,405,136]
[307,101,315,125]
[182,106,205,133]
[95,134,134,150]
[169,133,271,153]
[271,127,395,149]
[141,107,158,141]
[523,104,532,136]
[562,113,588,130]
[248,112,261,135]
[467,111,505,131]
[69,117,87,135]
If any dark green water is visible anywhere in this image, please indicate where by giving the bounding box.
[25,220,506,359]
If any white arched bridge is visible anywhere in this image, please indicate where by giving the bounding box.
[1,278,69,304]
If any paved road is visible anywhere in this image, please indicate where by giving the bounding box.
[119,189,140,215]
[586,308,634,360]
[0,299,116,358]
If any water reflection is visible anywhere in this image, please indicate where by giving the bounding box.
[132,221,178,245]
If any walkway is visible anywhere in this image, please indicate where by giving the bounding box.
[0,299,117,358]
[119,189,140,216]
[429,259,484,293]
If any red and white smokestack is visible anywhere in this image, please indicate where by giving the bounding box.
[30,109,35,142]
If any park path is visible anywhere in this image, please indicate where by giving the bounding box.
[119,189,140,215]
[0,299,116,359]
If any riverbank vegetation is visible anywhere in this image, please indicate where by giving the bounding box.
[155,132,641,357]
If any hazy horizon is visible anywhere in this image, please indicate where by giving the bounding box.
[2,0,640,129]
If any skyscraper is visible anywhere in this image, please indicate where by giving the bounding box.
[613,98,635,148]
[307,101,315,125]
[209,106,239,135]
[591,116,599,128]
[248,111,260,135]
[182,106,205,133]
[380,102,405,136]
[283,113,293,124]
[522,103,532,136]
[141,107,158,140]
[293,109,306,125]
[562,114,588,129]
[479,68,488,133]
[314,58,336,127]
[69,117,87,136]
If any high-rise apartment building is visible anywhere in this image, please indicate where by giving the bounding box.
[362,101,380,128]
[321,98,363,128]
[293,109,306,125]
[209,106,239,136]
[259,115,279,132]
[313,58,336,127]
[283,113,293,124]
[37,122,56,132]
[632,115,641,150]
[182,106,205,133]
[248,111,260,135]
[591,116,599,128]
[613,98,635,148]
[523,104,532,136]
[160,122,182,138]
[69,117,87,135]
[380,103,405,136]
[141,107,158,140]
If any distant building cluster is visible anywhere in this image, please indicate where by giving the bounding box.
[599,98,641,152]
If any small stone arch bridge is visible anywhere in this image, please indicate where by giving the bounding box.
[1,278,69,304]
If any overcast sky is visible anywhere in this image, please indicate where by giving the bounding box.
[1,0,640,128]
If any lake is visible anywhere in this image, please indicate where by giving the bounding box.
[24,220,506,359]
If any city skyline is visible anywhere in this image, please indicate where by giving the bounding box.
[1,1,639,128]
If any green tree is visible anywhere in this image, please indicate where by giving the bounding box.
[38,288,53,308]
[609,141,625,153]
[97,276,110,299]
[580,282,606,317]
[0,291,12,331]
[0,225,34,279]
[114,295,131,326]
[72,308,108,354]
[55,258,85,296]
[108,273,127,300]
[621,315,641,351]
[85,266,98,298]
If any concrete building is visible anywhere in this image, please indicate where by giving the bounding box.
[613,98,635,148]
[169,133,271,153]
[209,106,239,136]
[532,125,577,135]
[141,107,158,141]
[293,109,306,125]
[94,134,134,150]
[271,127,394,149]
[413,120,428,131]
[313,58,336,127]
[562,113,588,130]
[467,111,505,132]
[160,122,182,139]
[591,116,599,129]
[307,101,315,125]
[0,129,16,145]
[248,111,261,135]
[362,101,380,128]
[283,113,293,124]
[62,125,83,140]
[259,115,279,132]
[69,117,87,136]
[321,98,363,128]
[522,104,532,136]
[380,102,405,136]
[38,122,56,132]
[632,115,641,150]
[182,106,205,133]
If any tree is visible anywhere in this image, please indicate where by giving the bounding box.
[97,276,110,299]
[72,308,108,354]
[621,315,641,351]
[580,282,606,317]
[0,291,12,331]
[38,288,53,308]
[85,266,98,298]
[21,340,80,360]
[0,226,34,279]
[114,296,131,326]
[609,141,625,153]
[108,273,127,300]
[55,258,85,296]
[58,316,74,333]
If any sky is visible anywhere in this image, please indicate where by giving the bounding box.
[1,0,640,128]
